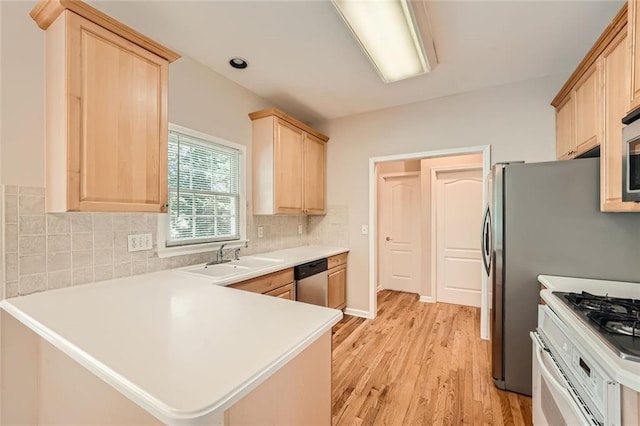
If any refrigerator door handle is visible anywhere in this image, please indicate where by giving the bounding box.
[481,205,492,275]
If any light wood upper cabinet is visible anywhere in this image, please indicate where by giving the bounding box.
[303,134,327,215]
[250,108,329,215]
[552,4,640,211]
[553,63,603,161]
[555,95,575,160]
[274,119,305,214]
[629,0,640,112]
[31,0,180,212]
[574,63,603,154]
[601,28,639,211]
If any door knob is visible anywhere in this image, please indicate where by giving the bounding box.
[386,236,392,241]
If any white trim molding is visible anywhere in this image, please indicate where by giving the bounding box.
[158,123,247,258]
[344,308,374,319]
[419,296,434,303]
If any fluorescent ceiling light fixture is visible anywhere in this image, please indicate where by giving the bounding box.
[331,0,437,83]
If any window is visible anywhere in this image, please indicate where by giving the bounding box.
[164,125,244,249]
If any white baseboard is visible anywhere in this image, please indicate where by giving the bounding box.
[344,308,374,319]
[419,296,434,303]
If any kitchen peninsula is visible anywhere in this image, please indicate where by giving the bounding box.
[1,263,343,425]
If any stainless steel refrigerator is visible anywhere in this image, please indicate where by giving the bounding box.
[482,158,640,396]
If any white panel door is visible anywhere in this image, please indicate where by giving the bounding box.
[435,168,483,306]
[380,174,421,293]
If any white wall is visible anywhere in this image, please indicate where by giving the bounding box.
[315,74,565,314]
[1,1,45,187]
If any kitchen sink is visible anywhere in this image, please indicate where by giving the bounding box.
[181,263,250,278]
[178,256,285,280]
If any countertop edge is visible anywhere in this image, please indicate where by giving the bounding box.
[194,310,344,420]
[539,288,640,392]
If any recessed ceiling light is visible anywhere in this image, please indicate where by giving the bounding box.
[229,57,248,69]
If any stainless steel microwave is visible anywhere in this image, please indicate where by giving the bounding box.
[622,116,640,202]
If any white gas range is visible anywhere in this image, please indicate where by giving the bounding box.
[533,275,640,426]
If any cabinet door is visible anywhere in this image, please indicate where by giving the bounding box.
[265,283,294,300]
[67,13,168,212]
[574,62,602,156]
[629,0,640,112]
[304,134,326,215]
[555,95,575,160]
[274,119,304,214]
[328,265,346,310]
[601,29,640,211]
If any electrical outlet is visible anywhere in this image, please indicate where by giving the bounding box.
[127,233,152,252]
[257,226,264,238]
[298,224,303,234]
[361,225,368,235]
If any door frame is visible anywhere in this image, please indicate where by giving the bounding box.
[368,145,491,339]
[430,164,484,305]
[378,171,421,292]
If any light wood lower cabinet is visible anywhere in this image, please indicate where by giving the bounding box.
[265,283,295,300]
[328,265,347,310]
[230,268,294,300]
[327,253,348,310]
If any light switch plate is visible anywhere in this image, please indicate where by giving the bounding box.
[257,226,264,238]
[127,233,152,252]
[298,224,303,234]
[361,225,368,235]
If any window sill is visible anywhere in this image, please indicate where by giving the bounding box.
[156,240,249,259]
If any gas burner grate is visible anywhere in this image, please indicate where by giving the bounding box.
[563,291,640,317]
[588,311,640,337]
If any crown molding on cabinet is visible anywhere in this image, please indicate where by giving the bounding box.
[30,0,181,63]
[249,108,330,143]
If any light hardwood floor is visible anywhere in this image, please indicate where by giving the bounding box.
[331,290,532,425]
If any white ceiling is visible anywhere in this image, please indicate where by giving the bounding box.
[91,0,624,123]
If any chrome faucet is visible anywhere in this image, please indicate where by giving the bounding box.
[216,243,227,263]
[205,244,241,266]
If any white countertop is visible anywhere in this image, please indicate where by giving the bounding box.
[1,246,347,424]
[176,245,350,286]
[538,275,640,391]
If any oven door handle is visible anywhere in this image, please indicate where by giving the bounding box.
[534,336,574,400]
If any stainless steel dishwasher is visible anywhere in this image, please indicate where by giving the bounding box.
[294,258,329,306]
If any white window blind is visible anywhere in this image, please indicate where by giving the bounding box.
[167,129,240,246]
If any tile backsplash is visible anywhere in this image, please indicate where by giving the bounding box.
[2,186,348,299]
